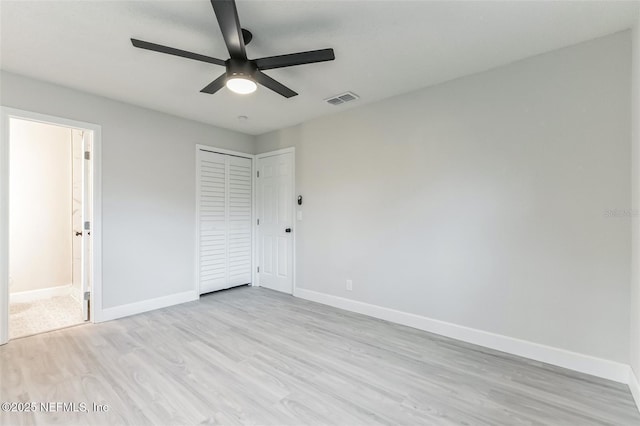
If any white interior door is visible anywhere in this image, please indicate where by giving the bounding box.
[71,130,82,305]
[257,152,294,294]
[197,149,252,294]
[81,131,91,321]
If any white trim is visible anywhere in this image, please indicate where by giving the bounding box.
[251,151,257,288]
[0,107,103,343]
[195,144,254,159]
[255,147,295,159]
[291,150,296,295]
[294,288,631,384]
[100,290,198,322]
[10,284,72,303]
[630,368,640,413]
[0,109,9,344]
[91,122,103,323]
[194,144,255,297]
[195,147,202,296]
[254,147,296,294]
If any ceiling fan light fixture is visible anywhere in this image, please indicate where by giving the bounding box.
[131,0,335,98]
[226,76,257,95]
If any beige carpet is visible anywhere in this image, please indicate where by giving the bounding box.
[9,295,84,339]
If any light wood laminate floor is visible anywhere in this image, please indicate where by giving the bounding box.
[1,286,639,425]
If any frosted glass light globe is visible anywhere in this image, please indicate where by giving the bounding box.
[226,77,257,94]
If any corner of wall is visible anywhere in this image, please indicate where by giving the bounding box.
[254,125,302,155]
[630,366,640,414]
[630,10,640,409]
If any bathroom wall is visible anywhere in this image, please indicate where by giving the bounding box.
[9,118,73,294]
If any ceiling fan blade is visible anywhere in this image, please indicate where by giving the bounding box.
[210,0,247,60]
[255,48,335,70]
[254,71,298,98]
[131,39,225,66]
[200,73,228,94]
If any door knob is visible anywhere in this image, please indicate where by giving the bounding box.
[75,231,82,236]
[285,228,292,233]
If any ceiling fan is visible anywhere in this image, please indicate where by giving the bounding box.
[131,0,335,98]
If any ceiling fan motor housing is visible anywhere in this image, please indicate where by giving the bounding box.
[226,58,257,80]
[131,0,335,98]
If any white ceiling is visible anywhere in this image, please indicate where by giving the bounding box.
[1,1,638,135]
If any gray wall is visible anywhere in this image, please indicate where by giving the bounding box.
[256,32,632,363]
[631,11,640,379]
[1,71,254,309]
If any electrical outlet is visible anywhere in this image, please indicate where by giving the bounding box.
[346,279,353,291]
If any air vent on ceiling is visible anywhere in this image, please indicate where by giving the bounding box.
[325,91,359,106]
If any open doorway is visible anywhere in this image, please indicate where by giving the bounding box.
[5,117,93,339]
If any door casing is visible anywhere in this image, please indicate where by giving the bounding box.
[194,144,256,296]
[0,107,103,345]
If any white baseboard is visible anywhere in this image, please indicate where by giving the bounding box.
[98,290,198,322]
[70,287,82,303]
[10,284,71,303]
[294,288,630,384]
[630,368,640,414]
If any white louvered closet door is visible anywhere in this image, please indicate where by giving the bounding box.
[197,150,252,294]
[227,155,252,286]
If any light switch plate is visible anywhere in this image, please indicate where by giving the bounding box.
[297,210,303,221]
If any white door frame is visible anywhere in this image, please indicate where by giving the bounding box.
[194,144,255,296]
[0,107,103,344]
[255,147,296,295]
